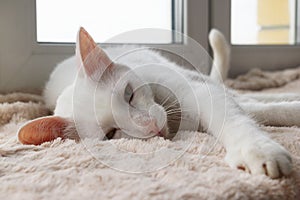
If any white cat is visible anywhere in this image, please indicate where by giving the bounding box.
[20,28,294,179]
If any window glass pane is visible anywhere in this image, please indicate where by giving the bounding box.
[36,0,179,44]
[231,0,299,45]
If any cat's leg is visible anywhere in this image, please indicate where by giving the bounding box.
[240,101,300,127]
[191,83,292,178]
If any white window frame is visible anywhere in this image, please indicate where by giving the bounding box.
[211,0,300,76]
[0,0,209,92]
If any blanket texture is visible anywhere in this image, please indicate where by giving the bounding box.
[1,68,300,200]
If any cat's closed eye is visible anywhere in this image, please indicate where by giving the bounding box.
[124,84,134,104]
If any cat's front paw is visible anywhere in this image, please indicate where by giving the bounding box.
[225,137,292,179]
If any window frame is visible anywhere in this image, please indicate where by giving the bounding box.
[211,0,300,77]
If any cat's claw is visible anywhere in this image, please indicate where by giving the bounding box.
[225,137,292,179]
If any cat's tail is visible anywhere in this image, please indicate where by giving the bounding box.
[209,29,231,82]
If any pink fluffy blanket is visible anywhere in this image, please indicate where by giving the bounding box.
[0,67,300,200]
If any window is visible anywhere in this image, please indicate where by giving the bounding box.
[2,0,299,92]
[231,0,299,45]
[211,0,300,76]
[0,0,208,92]
[36,0,182,44]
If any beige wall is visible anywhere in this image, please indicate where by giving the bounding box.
[258,0,290,26]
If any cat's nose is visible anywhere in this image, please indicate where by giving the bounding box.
[149,105,167,132]
[147,119,161,136]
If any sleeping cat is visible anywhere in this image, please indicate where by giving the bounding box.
[18,27,294,179]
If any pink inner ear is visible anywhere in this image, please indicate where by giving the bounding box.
[76,27,113,77]
[78,27,97,62]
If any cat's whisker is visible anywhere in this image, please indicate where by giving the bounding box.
[166,107,181,111]
[160,94,172,107]
[165,100,180,110]
[166,108,193,114]
[167,112,181,116]
[167,117,195,122]
[163,99,177,109]
[166,110,182,114]
[160,92,175,106]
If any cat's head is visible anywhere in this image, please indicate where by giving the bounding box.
[18,27,169,145]
[74,28,169,139]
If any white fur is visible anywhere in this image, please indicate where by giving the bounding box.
[43,29,293,179]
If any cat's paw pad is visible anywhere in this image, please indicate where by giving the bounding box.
[225,138,292,179]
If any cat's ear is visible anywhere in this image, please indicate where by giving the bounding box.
[76,27,113,79]
[18,116,70,145]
